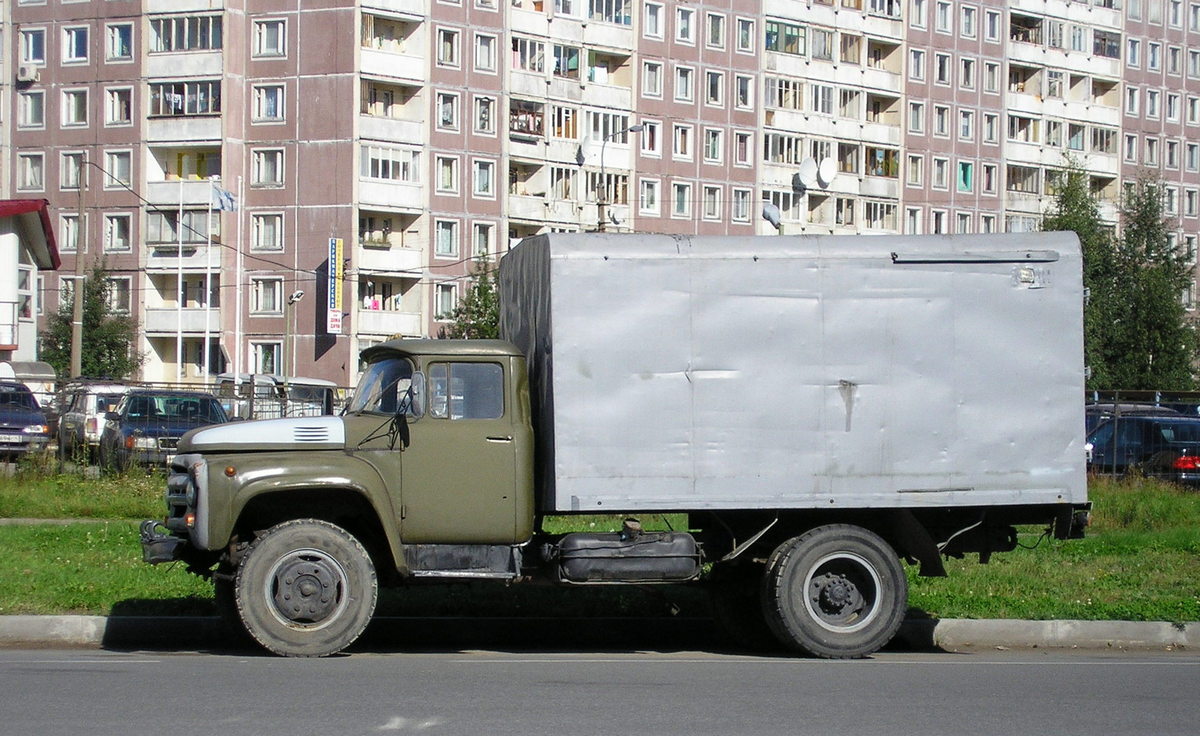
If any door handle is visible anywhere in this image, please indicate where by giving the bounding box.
[486,435,513,443]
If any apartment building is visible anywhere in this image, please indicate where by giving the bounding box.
[5,0,1199,386]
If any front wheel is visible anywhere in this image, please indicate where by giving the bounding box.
[761,524,907,659]
[234,519,378,657]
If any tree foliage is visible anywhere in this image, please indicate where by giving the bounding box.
[1043,167,1197,390]
[444,257,500,339]
[39,262,143,380]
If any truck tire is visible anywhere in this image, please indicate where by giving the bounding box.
[234,519,378,657]
[761,524,907,659]
[709,561,777,651]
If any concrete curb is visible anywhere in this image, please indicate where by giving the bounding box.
[0,615,1195,652]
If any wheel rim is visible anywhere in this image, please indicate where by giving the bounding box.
[802,552,882,634]
[264,547,349,631]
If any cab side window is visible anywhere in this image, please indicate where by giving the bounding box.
[428,362,504,420]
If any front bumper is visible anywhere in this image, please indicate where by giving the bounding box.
[139,520,186,564]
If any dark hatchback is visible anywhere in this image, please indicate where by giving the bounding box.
[0,381,50,458]
[1086,414,1200,487]
[99,390,229,469]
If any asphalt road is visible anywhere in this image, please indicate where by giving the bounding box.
[1,648,1196,736]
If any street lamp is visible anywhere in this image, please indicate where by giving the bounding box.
[284,289,304,377]
[596,123,643,232]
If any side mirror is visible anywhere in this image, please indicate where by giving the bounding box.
[105,411,120,421]
[409,372,426,418]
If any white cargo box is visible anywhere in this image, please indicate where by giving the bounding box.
[500,232,1087,513]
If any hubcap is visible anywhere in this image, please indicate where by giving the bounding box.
[802,552,881,633]
[267,549,347,629]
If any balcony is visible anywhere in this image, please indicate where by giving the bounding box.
[145,179,219,207]
[144,244,222,273]
[144,307,223,335]
[359,180,424,212]
[507,194,547,221]
[361,48,425,82]
[146,50,222,79]
[356,245,422,274]
[147,116,222,143]
[359,115,423,144]
[357,308,422,337]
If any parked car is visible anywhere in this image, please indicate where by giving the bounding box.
[1086,415,1200,484]
[99,389,229,470]
[56,382,130,462]
[1084,402,1180,435]
[0,381,51,458]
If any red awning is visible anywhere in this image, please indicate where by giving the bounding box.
[0,199,59,270]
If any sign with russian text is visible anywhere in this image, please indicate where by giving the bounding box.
[327,237,343,333]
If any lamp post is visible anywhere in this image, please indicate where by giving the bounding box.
[284,289,304,376]
[596,123,643,232]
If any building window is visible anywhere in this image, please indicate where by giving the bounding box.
[737,18,755,53]
[706,12,726,48]
[644,3,664,39]
[361,145,419,182]
[149,80,222,116]
[703,128,723,163]
[671,182,692,218]
[106,278,132,314]
[703,186,721,220]
[104,151,132,188]
[643,61,663,97]
[676,7,696,43]
[675,66,694,102]
[435,220,458,257]
[436,28,460,66]
[253,19,286,57]
[18,91,45,128]
[435,284,457,320]
[472,222,494,257]
[906,154,924,186]
[436,156,459,194]
[147,209,218,244]
[909,49,926,81]
[18,268,34,321]
[62,90,89,127]
[21,29,46,65]
[957,160,974,192]
[104,214,132,252]
[252,149,285,187]
[553,44,580,79]
[150,14,223,52]
[735,75,753,109]
[472,159,495,197]
[764,20,805,55]
[673,124,693,160]
[251,278,284,313]
[252,214,284,251]
[105,88,133,126]
[642,121,662,157]
[639,178,661,215]
[475,96,496,134]
[63,26,89,64]
[253,343,282,374]
[732,188,751,222]
[60,215,82,253]
[17,153,44,191]
[105,23,134,62]
[474,33,497,72]
[705,71,724,106]
[437,92,460,129]
[253,85,285,122]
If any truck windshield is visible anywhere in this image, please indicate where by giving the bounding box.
[348,357,414,415]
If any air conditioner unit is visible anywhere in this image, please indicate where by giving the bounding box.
[16,65,39,83]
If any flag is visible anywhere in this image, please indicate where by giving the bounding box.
[212,186,238,212]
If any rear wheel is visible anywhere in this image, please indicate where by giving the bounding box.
[761,524,907,658]
[234,519,377,657]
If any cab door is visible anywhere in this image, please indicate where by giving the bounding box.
[399,359,520,543]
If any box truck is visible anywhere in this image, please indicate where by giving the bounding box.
[142,232,1089,657]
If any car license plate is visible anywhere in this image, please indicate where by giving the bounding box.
[0,434,22,443]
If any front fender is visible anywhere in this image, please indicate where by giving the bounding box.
[201,450,405,572]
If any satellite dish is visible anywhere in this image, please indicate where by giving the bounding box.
[817,158,837,188]
[798,157,818,188]
[762,202,782,229]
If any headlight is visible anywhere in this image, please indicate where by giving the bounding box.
[22,425,48,435]
[132,436,157,450]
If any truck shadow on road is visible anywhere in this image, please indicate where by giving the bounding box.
[101,595,947,657]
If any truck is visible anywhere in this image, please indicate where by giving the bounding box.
[141,232,1090,658]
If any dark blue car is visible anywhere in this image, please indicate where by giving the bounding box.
[99,389,228,469]
[0,381,50,458]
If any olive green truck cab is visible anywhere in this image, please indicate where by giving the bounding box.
[141,232,1090,658]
